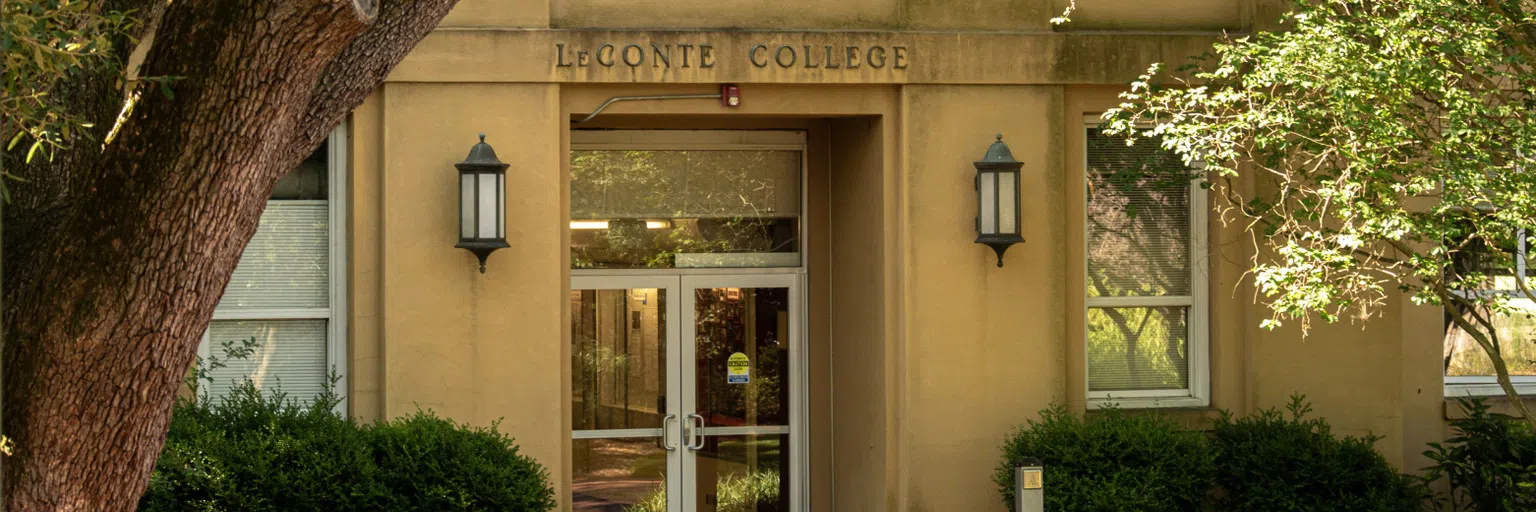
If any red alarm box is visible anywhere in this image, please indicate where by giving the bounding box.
[721,84,741,107]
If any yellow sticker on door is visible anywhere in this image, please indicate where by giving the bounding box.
[727,352,750,384]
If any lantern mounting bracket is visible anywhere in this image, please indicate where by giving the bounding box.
[456,240,511,273]
[976,237,1023,267]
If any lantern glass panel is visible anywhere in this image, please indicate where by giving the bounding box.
[477,172,497,238]
[460,173,475,239]
[497,173,506,239]
[999,171,1017,235]
[979,171,997,235]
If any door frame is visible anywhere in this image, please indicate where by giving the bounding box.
[569,275,686,512]
[569,273,808,512]
[679,273,806,512]
[569,128,811,511]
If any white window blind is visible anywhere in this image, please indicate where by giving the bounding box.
[1084,123,1208,407]
[205,320,328,400]
[201,126,346,409]
[218,202,329,310]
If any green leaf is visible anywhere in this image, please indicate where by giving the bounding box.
[25,140,43,163]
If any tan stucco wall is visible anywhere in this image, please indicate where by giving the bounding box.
[441,0,549,28]
[337,2,1499,511]
[896,85,1067,511]
[827,114,897,512]
[442,0,1277,31]
[348,90,385,422]
[552,0,904,30]
[1050,0,1242,31]
[350,82,569,506]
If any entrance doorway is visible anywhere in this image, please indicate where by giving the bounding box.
[568,131,809,512]
[571,275,804,512]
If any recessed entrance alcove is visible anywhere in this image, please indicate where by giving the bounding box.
[559,93,893,511]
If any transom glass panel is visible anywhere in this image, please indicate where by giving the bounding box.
[570,149,802,269]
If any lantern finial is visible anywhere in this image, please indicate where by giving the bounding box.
[479,133,486,143]
[996,133,1003,142]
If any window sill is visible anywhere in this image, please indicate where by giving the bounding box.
[1444,385,1536,419]
[1444,383,1536,399]
[1085,405,1224,431]
[1088,395,1208,410]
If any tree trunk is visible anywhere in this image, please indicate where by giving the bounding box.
[1,1,456,509]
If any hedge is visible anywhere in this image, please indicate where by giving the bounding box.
[140,380,555,512]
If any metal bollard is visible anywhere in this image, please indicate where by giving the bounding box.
[1014,457,1043,512]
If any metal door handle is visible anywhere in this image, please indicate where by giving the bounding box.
[685,413,706,450]
[662,413,679,451]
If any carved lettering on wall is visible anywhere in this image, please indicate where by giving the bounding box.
[555,42,908,71]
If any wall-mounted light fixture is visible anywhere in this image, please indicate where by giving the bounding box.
[975,133,1025,267]
[456,134,510,273]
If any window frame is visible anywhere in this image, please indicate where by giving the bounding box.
[1082,117,1210,409]
[1445,228,1536,397]
[198,122,349,415]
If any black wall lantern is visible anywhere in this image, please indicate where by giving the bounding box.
[975,133,1024,267]
[456,134,510,273]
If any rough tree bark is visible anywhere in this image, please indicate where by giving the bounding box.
[1,1,457,509]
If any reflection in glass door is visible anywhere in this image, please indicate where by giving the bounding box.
[572,277,682,512]
[571,275,802,512]
[682,276,799,512]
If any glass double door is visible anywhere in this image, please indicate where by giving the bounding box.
[571,274,803,512]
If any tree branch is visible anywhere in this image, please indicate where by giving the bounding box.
[1437,281,1536,428]
[286,0,460,164]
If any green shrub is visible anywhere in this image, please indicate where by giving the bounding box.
[1424,398,1536,511]
[1210,395,1423,512]
[370,412,557,511]
[996,397,1428,512]
[140,384,383,512]
[994,405,1214,511]
[141,341,555,512]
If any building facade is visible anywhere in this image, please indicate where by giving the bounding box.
[200,1,1535,510]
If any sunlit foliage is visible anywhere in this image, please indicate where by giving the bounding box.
[1,0,133,195]
[1097,0,1536,418]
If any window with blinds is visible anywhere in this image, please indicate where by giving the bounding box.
[200,129,345,408]
[1444,230,1536,396]
[1084,124,1208,406]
